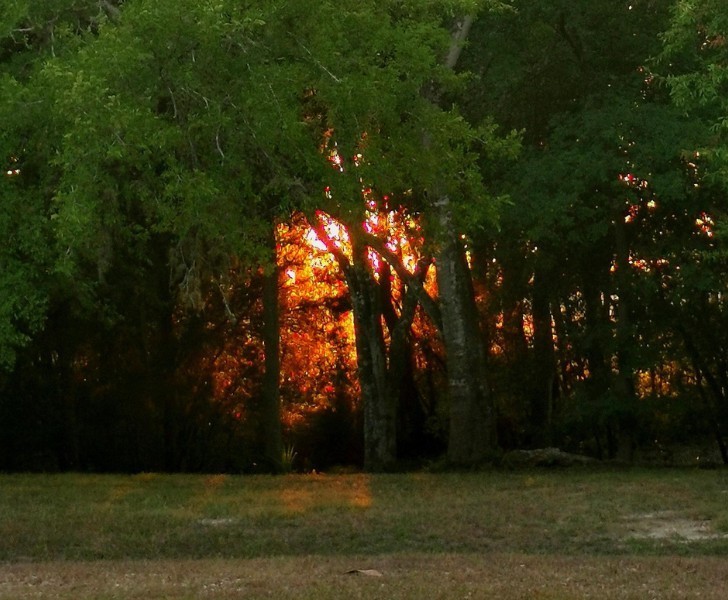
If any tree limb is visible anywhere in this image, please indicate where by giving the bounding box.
[99,0,122,23]
[305,211,352,274]
[444,15,475,70]
[358,229,442,331]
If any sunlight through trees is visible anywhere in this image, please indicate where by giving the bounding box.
[0,0,726,472]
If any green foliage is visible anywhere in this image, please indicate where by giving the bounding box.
[0,162,50,366]
[659,0,727,253]
[2,0,515,361]
[3,0,728,467]
[0,221,48,368]
[25,0,321,322]
[0,45,54,368]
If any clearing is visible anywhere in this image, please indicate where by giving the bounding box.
[1,469,727,598]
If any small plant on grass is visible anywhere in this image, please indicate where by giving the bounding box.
[281,445,297,472]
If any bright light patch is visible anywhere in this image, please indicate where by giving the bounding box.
[696,212,715,238]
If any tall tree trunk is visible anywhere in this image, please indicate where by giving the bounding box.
[378,258,418,457]
[499,249,528,363]
[581,267,611,459]
[612,213,637,462]
[531,263,556,447]
[349,240,397,471]
[362,232,443,459]
[425,14,498,465]
[309,216,397,470]
[261,227,284,472]
[434,205,497,464]
[680,327,728,465]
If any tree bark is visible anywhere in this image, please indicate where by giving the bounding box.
[531,263,556,447]
[612,213,637,462]
[423,14,498,464]
[308,215,398,470]
[581,264,611,459]
[349,233,397,470]
[434,200,497,464]
[261,227,284,472]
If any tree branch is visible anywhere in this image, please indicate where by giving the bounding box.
[444,15,475,70]
[358,229,442,331]
[305,211,352,274]
[99,0,122,23]
[293,36,342,83]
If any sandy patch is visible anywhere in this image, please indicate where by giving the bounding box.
[197,518,238,527]
[624,511,728,541]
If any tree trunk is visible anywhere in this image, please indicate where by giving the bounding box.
[581,267,611,459]
[612,213,637,462]
[499,249,528,363]
[423,14,497,465]
[531,263,556,447]
[682,330,728,465]
[434,201,497,464]
[349,234,397,471]
[308,215,398,471]
[261,227,284,472]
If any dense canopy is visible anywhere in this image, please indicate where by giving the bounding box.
[0,0,725,472]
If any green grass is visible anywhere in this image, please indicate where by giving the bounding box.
[2,469,728,597]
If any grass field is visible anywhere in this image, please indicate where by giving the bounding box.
[1,468,728,598]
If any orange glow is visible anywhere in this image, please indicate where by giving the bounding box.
[277,474,372,513]
[274,198,438,434]
[635,364,682,399]
[4,156,20,177]
[696,212,715,238]
[490,309,535,354]
[305,216,351,256]
[277,214,358,430]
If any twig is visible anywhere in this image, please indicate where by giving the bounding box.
[215,129,225,160]
[294,37,342,83]
[218,283,237,323]
[168,87,178,119]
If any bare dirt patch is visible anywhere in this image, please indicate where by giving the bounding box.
[624,511,728,542]
[197,517,238,527]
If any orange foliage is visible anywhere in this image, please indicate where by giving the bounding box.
[276,202,438,431]
[277,214,359,431]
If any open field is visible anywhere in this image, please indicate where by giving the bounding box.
[2,469,728,598]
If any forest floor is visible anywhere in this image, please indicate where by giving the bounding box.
[1,468,728,598]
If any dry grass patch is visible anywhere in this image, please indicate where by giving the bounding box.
[2,554,728,599]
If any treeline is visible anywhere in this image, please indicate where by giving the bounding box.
[0,1,726,472]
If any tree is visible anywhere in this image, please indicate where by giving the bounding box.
[308,2,518,467]
[0,0,118,369]
[9,0,727,472]
[455,0,721,458]
[4,0,324,470]
[656,0,728,461]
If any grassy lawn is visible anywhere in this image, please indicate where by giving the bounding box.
[1,468,728,598]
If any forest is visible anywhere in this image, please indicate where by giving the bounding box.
[0,0,726,473]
